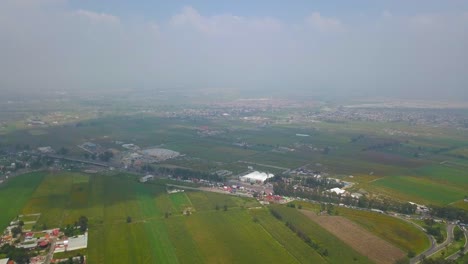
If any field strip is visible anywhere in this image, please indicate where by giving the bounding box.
[255,219,303,264]
[300,210,405,264]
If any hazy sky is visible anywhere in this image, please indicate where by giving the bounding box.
[1,0,467,100]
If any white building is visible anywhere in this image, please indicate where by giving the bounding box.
[140,175,155,183]
[240,171,274,183]
[329,187,346,195]
[38,146,53,153]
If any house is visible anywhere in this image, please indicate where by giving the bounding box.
[139,175,154,183]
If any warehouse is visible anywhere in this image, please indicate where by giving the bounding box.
[240,171,274,183]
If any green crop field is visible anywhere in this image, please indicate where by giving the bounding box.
[1,171,363,264]
[168,192,192,212]
[249,209,327,263]
[411,165,468,187]
[186,191,259,211]
[370,175,465,205]
[166,209,300,263]
[0,172,45,231]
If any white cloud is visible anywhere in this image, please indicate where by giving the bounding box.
[75,9,120,24]
[305,12,344,32]
[169,6,283,35]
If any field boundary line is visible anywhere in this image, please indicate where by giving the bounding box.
[254,214,312,264]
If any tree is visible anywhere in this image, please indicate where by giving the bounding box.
[11,226,22,237]
[126,216,132,223]
[454,227,464,241]
[78,216,88,232]
[223,205,228,211]
[98,151,114,162]
[58,147,69,155]
[18,220,24,227]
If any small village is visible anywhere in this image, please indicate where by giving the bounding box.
[0,214,88,264]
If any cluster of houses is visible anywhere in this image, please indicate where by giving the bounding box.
[0,215,88,264]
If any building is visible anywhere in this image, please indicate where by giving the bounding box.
[139,175,155,183]
[38,146,53,153]
[329,187,346,195]
[240,171,274,183]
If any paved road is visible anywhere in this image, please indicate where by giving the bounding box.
[411,223,455,264]
[43,238,57,264]
[45,154,109,167]
[446,227,468,261]
[165,183,253,198]
[237,160,289,171]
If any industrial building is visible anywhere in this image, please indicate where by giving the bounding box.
[240,171,274,183]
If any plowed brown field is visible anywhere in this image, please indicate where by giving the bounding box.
[300,209,405,264]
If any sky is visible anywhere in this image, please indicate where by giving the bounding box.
[1,0,467,100]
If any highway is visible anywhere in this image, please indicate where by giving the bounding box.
[45,154,109,167]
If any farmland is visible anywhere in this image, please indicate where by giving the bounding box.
[268,205,374,264]
[2,111,468,206]
[0,172,343,263]
[300,209,405,264]
[291,201,429,254]
[370,175,465,205]
[0,172,45,231]
[0,171,434,263]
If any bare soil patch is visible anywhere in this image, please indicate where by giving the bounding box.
[300,209,405,264]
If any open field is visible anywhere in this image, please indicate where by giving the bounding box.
[0,172,45,231]
[300,209,405,264]
[2,114,468,207]
[1,171,349,263]
[166,209,299,264]
[294,201,430,254]
[249,209,327,263]
[370,175,466,205]
[269,205,374,264]
[168,192,192,212]
[186,191,259,211]
[338,208,430,254]
[451,200,468,211]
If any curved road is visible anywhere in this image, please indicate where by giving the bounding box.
[390,214,455,264]
[447,227,468,261]
[411,223,455,264]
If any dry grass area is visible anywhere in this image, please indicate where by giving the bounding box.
[300,210,405,264]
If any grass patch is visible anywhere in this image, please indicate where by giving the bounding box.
[370,175,465,205]
[0,172,45,231]
[249,209,327,263]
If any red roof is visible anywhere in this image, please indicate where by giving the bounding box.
[39,240,49,247]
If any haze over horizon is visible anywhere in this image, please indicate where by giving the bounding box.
[1,0,467,101]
